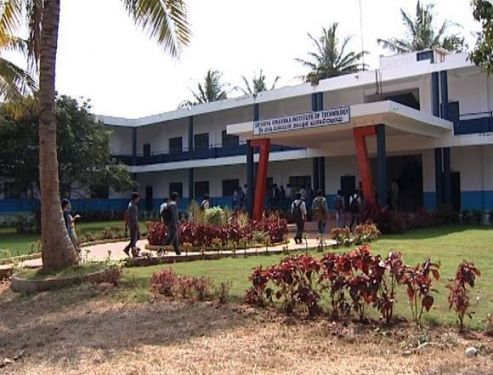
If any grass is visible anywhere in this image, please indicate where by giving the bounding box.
[17,262,108,280]
[0,220,147,259]
[119,225,493,329]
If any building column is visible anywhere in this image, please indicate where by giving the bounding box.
[252,138,271,220]
[443,147,452,207]
[440,71,449,120]
[188,168,194,200]
[246,141,254,217]
[376,124,387,207]
[434,148,443,208]
[132,128,137,166]
[318,157,326,194]
[353,126,376,204]
[312,158,320,191]
[431,72,440,117]
[188,116,194,159]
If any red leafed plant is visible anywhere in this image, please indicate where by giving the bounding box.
[150,268,177,297]
[400,259,440,326]
[447,261,481,331]
[376,251,406,325]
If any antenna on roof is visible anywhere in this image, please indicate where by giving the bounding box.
[359,0,366,71]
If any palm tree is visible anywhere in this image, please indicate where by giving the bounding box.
[377,1,466,53]
[180,70,228,107]
[0,21,37,99]
[296,23,366,84]
[1,0,190,271]
[239,70,280,96]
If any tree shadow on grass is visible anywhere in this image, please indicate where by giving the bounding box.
[0,287,251,371]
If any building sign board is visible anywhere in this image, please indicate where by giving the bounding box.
[253,106,351,136]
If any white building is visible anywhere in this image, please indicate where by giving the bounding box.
[1,50,493,215]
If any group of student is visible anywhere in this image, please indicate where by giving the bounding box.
[289,188,364,244]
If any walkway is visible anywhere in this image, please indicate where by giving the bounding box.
[21,236,334,268]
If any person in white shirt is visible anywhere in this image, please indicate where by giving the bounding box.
[291,192,307,244]
[200,194,210,211]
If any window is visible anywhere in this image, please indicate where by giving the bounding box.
[143,143,151,157]
[288,176,311,193]
[169,183,183,198]
[3,182,20,199]
[169,137,182,154]
[90,185,109,199]
[222,179,239,196]
[195,181,209,197]
[222,130,239,148]
[194,133,209,150]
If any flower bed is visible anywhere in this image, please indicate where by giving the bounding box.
[147,215,288,248]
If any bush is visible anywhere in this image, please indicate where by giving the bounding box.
[204,206,225,226]
[329,227,352,247]
[101,264,123,286]
[150,268,212,300]
[15,215,39,234]
[150,268,177,297]
[447,261,481,331]
[353,223,380,245]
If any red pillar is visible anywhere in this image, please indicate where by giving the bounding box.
[251,138,271,220]
[353,126,376,204]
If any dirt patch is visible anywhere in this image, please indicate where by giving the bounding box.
[0,285,492,375]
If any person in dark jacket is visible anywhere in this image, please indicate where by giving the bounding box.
[165,191,181,255]
[123,192,141,257]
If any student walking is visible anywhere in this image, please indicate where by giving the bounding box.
[334,190,345,228]
[349,191,361,229]
[123,192,141,257]
[162,191,181,255]
[291,192,307,244]
[200,194,210,211]
[312,189,328,236]
[61,199,81,253]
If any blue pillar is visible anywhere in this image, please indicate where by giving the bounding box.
[132,128,137,166]
[188,168,194,200]
[311,93,320,190]
[443,147,451,207]
[188,116,194,159]
[431,72,440,117]
[246,140,254,216]
[434,148,443,208]
[440,71,449,120]
[318,157,326,194]
[377,124,387,207]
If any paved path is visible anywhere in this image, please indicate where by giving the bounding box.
[21,236,335,268]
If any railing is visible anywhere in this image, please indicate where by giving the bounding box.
[455,112,493,135]
[113,143,303,166]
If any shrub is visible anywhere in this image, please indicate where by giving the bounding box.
[204,206,225,226]
[377,251,406,324]
[447,261,481,331]
[329,227,352,247]
[15,215,39,234]
[353,223,380,245]
[150,268,177,297]
[217,281,232,304]
[101,264,123,286]
[146,221,167,246]
[400,259,440,326]
[193,277,212,301]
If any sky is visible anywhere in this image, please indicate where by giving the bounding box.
[48,0,482,118]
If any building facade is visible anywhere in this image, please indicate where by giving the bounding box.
[1,50,493,215]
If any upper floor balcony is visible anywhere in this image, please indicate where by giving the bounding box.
[112,142,302,166]
[454,111,493,135]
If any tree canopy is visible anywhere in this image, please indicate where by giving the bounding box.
[240,70,280,96]
[296,23,366,84]
[181,69,228,106]
[378,1,466,54]
[0,96,133,198]
[470,0,493,73]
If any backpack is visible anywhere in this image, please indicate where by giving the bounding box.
[292,200,303,221]
[160,202,172,224]
[350,195,360,214]
[312,197,325,217]
[335,196,344,211]
[200,200,208,211]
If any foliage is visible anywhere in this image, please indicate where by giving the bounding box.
[353,223,381,245]
[181,69,228,106]
[150,268,212,300]
[377,1,466,53]
[470,0,493,73]
[0,96,132,195]
[246,246,443,325]
[216,281,232,304]
[188,200,205,225]
[101,264,123,286]
[14,215,39,234]
[400,259,440,326]
[447,261,481,331]
[239,69,280,96]
[329,226,352,247]
[204,206,225,226]
[296,22,366,84]
[146,215,287,248]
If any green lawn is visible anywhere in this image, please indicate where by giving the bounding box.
[121,225,493,329]
[0,221,146,259]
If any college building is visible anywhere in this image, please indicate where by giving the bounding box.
[1,49,493,215]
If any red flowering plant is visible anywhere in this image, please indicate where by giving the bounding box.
[146,222,167,246]
[400,258,440,326]
[353,223,381,245]
[329,226,352,247]
[244,266,272,306]
[319,253,350,318]
[447,261,481,331]
[376,251,406,324]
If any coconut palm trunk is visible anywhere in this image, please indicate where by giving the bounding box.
[38,0,78,270]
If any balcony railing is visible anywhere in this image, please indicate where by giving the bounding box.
[455,112,493,135]
[113,142,303,166]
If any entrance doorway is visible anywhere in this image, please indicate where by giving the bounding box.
[340,175,356,210]
[451,172,461,211]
